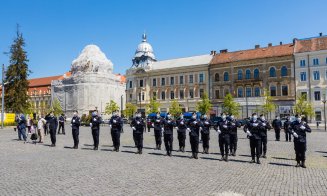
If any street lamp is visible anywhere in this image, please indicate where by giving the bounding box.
[120,94,123,116]
[322,94,326,131]
[1,64,9,129]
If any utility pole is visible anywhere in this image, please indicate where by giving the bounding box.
[323,94,326,131]
[1,64,5,129]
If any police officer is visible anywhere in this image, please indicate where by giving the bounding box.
[229,114,240,156]
[177,113,187,152]
[290,115,311,168]
[71,111,80,149]
[200,114,211,154]
[244,113,262,164]
[284,116,292,142]
[90,111,101,150]
[272,116,282,141]
[131,112,145,154]
[153,112,163,150]
[17,114,27,142]
[163,113,176,156]
[109,111,122,152]
[187,112,201,159]
[217,113,231,161]
[45,112,58,147]
[58,113,65,135]
[258,114,271,158]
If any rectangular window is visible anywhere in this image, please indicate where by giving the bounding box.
[189,75,194,83]
[139,80,144,87]
[282,85,288,96]
[199,73,204,83]
[138,93,141,101]
[302,73,307,81]
[313,58,319,65]
[161,92,165,100]
[238,88,243,97]
[161,78,165,86]
[314,91,321,101]
[129,81,132,88]
[129,94,132,99]
[142,92,145,101]
[254,87,260,97]
[301,92,307,100]
[180,76,184,84]
[316,111,322,121]
[180,90,184,99]
[189,89,194,98]
[313,71,320,80]
[170,77,174,85]
[215,90,220,99]
[270,86,276,96]
[300,59,306,67]
[152,78,156,87]
[246,87,252,97]
[199,89,204,98]
[170,91,174,99]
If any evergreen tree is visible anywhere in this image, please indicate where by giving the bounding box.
[196,92,212,115]
[169,99,182,118]
[222,93,240,116]
[4,26,31,113]
[105,100,120,115]
[146,97,160,114]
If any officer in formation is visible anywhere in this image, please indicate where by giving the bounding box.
[45,111,58,147]
[200,114,211,154]
[290,114,311,168]
[163,113,176,156]
[216,113,231,161]
[58,113,66,135]
[284,116,292,142]
[176,113,187,152]
[272,116,282,141]
[258,114,271,158]
[90,111,101,150]
[229,115,240,156]
[153,112,163,150]
[131,112,145,154]
[109,111,123,152]
[187,112,201,159]
[71,111,80,149]
[244,113,262,164]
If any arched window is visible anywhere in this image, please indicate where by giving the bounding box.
[254,87,260,97]
[237,87,243,97]
[269,67,276,77]
[254,69,259,79]
[224,72,229,81]
[214,73,219,81]
[237,70,243,80]
[245,69,251,79]
[281,66,288,77]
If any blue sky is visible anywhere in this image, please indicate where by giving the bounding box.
[0,0,326,79]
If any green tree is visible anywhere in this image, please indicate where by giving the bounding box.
[50,98,63,116]
[295,94,314,118]
[222,93,240,116]
[146,97,160,114]
[196,92,212,115]
[105,100,120,115]
[169,99,182,118]
[262,88,276,116]
[4,26,31,113]
[40,100,50,116]
[123,102,137,118]
[23,101,34,115]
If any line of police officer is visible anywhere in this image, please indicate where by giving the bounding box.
[64,110,311,168]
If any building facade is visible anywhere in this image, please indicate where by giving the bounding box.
[294,34,327,123]
[210,43,295,119]
[126,34,213,116]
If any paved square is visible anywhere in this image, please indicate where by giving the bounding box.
[1,125,327,196]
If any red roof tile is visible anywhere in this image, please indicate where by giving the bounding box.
[294,36,327,53]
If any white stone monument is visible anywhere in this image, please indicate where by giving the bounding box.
[52,45,125,117]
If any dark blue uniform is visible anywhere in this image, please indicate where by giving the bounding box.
[45,115,58,146]
[244,119,263,163]
[272,118,282,141]
[188,118,201,159]
[90,115,101,150]
[153,117,163,150]
[229,119,241,156]
[110,115,122,151]
[17,116,27,141]
[71,116,81,148]
[200,119,211,154]
[58,115,65,134]
[131,117,145,154]
[218,120,231,159]
[177,118,187,152]
[291,121,311,166]
[163,118,176,156]
[258,119,271,157]
[284,119,292,142]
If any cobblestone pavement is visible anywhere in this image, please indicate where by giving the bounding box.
[1,125,327,196]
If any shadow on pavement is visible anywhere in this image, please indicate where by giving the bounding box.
[268,162,293,167]
[84,144,93,147]
[238,154,251,157]
[122,145,136,148]
[316,150,327,154]
[100,149,112,152]
[121,150,136,154]
[148,152,164,156]
[43,144,52,147]
[143,146,156,150]
[172,154,191,159]
[228,159,250,163]
[271,156,294,161]
[64,146,74,149]
[101,145,112,147]
[200,157,219,161]
[81,147,94,150]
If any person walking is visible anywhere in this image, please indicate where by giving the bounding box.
[37,116,46,143]
[71,111,81,149]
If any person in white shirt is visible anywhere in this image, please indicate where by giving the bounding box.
[37,116,47,143]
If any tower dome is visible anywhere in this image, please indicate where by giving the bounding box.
[132,33,156,69]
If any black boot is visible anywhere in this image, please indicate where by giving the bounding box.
[256,157,261,164]
[159,145,161,150]
[135,149,139,154]
[221,156,225,161]
[262,153,266,158]
[295,160,301,167]
[225,155,229,162]
[301,160,306,168]
[251,157,255,163]
[116,147,119,152]
[191,153,195,158]
[194,153,198,159]
[139,148,142,154]
[182,146,185,152]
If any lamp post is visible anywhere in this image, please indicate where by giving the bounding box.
[1,64,5,129]
[245,94,249,118]
[322,94,326,131]
[120,94,123,116]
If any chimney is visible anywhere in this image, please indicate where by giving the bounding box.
[320,32,323,37]
[255,45,260,49]
[280,41,283,45]
[220,49,228,53]
[268,43,272,47]
[293,38,297,45]
[210,50,216,55]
